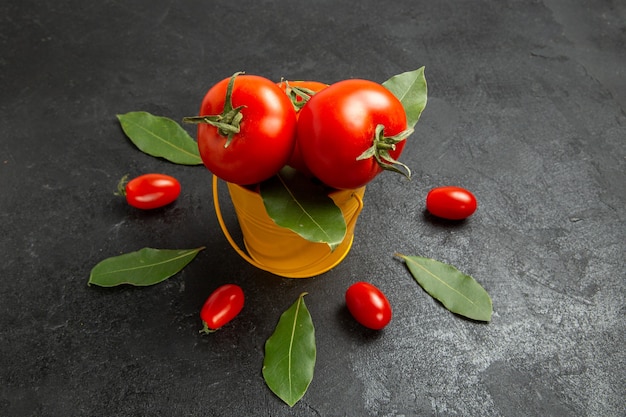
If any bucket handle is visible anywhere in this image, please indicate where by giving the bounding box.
[212,174,364,274]
[212,175,268,272]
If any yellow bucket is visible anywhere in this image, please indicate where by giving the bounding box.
[212,175,365,278]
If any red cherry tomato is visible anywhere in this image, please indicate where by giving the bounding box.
[195,73,297,185]
[122,173,181,210]
[426,186,477,220]
[277,80,328,175]
[297,79,410,189]
[345,282,392,330]
[200,284,245,333]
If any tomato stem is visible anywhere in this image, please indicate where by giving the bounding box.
[114,174,129,197]
[183,72,246,148]
[357,124,413,178]
[280,80,317,111]
[199,322,218,335]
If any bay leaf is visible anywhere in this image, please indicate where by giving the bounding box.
[396,254,492,322]
[117,111,203,165]
[382,67,428,130]
[262,292,316,407]
[88,247,204,287]
[260,167,346,251]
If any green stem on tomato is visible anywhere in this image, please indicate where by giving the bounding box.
[199,322,218,335]
[115,174,129,197]
[284,82,317,111]
[356,124,413,178]
[182,72,246,148]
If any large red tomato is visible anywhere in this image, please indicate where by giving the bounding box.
[194,73,297,185]
[297,79,410,190]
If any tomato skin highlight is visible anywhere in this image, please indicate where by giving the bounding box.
[197,74,297,185]
[297,79,408,190]
[345,282,392,330]
[200,284,245,332]
[124,173,181,210]
[426,186,477,220]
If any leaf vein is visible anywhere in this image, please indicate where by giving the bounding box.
[277,173,332,241]
[287,296,303,400]
[127,119,199,158]
[406,257,479,306]
[96,251,196,276]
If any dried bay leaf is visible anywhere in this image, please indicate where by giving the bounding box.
[88,247,204,287]
[382,67,428,130]
[396,254,492,322]
[260,167,346,251]
[117,111,203,165]
[263,292,316,407]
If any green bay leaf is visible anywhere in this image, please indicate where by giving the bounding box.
[383,67,428,130]
[88,247,204,287]
[396,254,492,322]
[263,292,316,407]
[260,167,346,251]
[117,111,203,165]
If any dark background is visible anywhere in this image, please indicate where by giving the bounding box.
[1,0,624,416]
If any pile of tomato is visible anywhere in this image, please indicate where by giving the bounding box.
[185,72,413,190]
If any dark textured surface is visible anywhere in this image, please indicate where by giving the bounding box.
[1,0,625,416]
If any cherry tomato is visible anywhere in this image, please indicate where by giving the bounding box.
[426,186,477,220]
[200,284,245,333]
[297,79,410,190]
[345,282,392,330]
[194,73,297,185]
[122,173,181,210]
[277,80,328,175]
